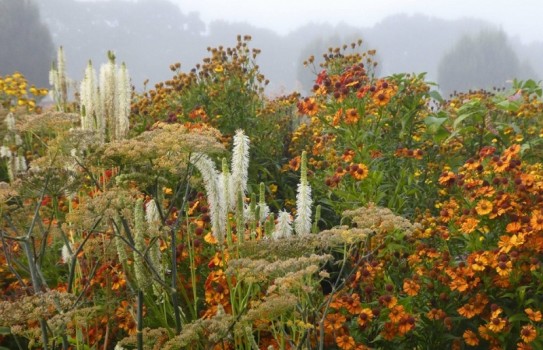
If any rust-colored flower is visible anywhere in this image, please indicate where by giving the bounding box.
[289,156,301,172]
[463,329,479,346]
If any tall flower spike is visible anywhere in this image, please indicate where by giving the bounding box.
[80,61,99,131]
[258,182,270,223]
[99,53,117,141]
[273,210,293,239]
[229,129,250,210]
[49,46,68,111]
[190,153,225,242]
[134,198,151,291]
[294,151,312,235]
[146,199,163,293]
[115,62,131,140]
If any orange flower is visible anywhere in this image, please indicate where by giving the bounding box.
[350,163,369,180]
[439,171,456,186]
[403,279,420,296]
[388,305,406,323]
[525,308,542,322]
[506,221,522,233]
[381,321,398,340]
[336,334,356,350]
[458,303,479,319]
[289,156,301,172]
[357,308,373,328]
[298,97,319,116]
[487,315,506,333]
[332,108,344,126]
[517,342,534,350]
[496,260,512,277]
[521,325,537,343]
[324,313,346,332]
[475,199,493,216]
[460,217,479,234]
[463,329,479,346]
[344,108,360,124]
[530,210,543,231]
[344,294,362,314]
[498,234,524,253]
[342,149,355,163]
[398,315,415,334]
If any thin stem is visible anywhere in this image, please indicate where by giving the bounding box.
[137,290,144,350]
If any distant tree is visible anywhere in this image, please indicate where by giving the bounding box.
[0,0,55,86]
[437,30,535,95]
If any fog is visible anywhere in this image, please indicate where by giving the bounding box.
[5,0,543,95]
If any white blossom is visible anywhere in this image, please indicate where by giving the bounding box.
[273,210,293,239]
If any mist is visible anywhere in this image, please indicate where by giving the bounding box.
[6,0,543,95]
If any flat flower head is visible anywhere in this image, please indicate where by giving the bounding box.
[475,199,493,216]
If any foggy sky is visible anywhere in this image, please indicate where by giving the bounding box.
[138,0,542,44]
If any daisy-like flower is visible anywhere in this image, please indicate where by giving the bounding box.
[475,199,493,216]
[530,210,543,231]
[520,325,537,343]
[336,334,356,350]
[463,329,479,346]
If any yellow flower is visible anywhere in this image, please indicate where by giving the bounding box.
[475,199,493,216]
[214,65,224,73]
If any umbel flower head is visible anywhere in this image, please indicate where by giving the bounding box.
[294,151,313,235]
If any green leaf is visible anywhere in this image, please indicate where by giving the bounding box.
[429,90,444,103]
[424,115,447,133]
[453,112,475,130]
[496,99,520,112]
[0,327,10,335]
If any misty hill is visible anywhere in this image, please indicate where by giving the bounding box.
[37,0,542,94]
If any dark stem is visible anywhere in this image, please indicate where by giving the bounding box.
[137,290,144,350]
